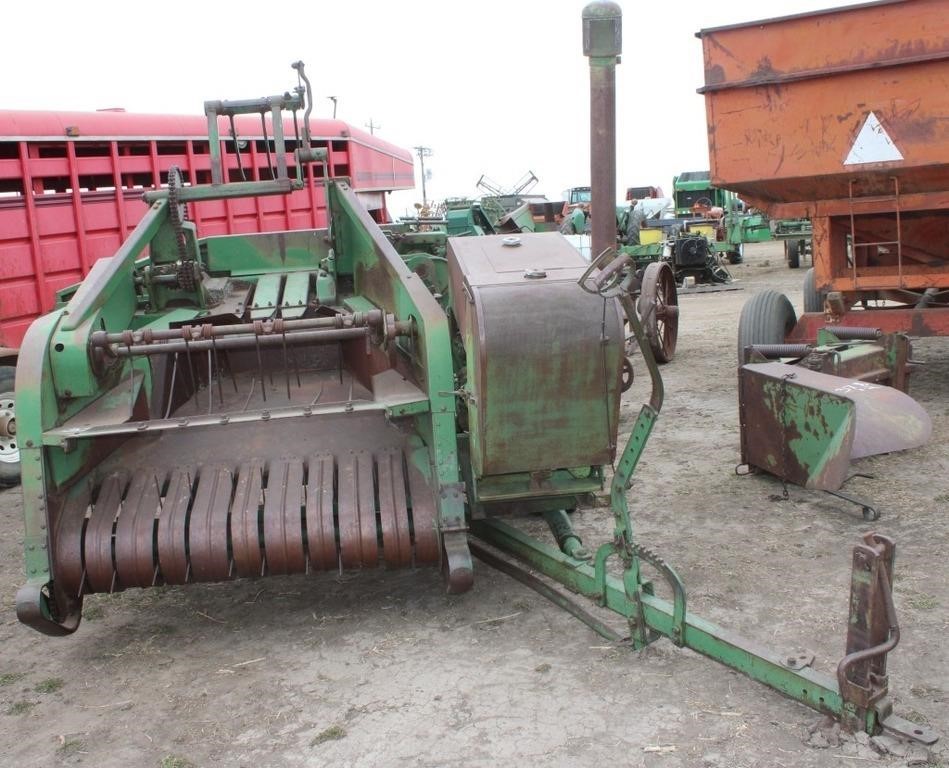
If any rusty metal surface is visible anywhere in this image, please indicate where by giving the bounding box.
[84,473,125,593]
[447,234,623,477]
[263,458,306,575]
[838,533,897,710]
[188,467,233,582]
[739,362,931,491]
[305,455,337,570]
[376,448,413,568]
[114,472,162,588]
[698,0,949,204]
[50,412,442,596]
[589,59,617,261]
[232,461,265,578]
[788,307,949,343]
[53,488,90,598]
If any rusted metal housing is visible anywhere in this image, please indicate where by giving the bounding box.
[698,0,949,334]
[448,233,623,478]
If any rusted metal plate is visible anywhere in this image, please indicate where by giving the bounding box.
[839,533,896,710]
[740,362,931,491]
[338,451,377,568]
[114,471,162,588]
[231,461,265,578]
[376,448,412,568]
[157,469,193,585]
[698,0,949,203]
[787,308,949,343]
[53,486,92,597]
[262,458,306,575]
[83,473,126,593]
[406,460,440,566]
[188,467,233,582]
[305,454,337,570]
[448,234,624,476]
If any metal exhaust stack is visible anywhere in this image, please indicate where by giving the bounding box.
[583,1,622,260]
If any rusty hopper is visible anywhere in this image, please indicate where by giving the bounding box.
[699,0,949,340]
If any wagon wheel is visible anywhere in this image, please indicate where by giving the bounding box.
[636,262,679,363]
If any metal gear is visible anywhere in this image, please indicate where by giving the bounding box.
[167,166,196,291]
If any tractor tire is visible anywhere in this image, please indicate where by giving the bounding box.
[786,239,801,269]
[0,366,20,487]
[726,245,743,265]
[737,290,797,364]
[803,268,823,313]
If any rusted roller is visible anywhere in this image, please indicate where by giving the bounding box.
[406,461,440,565]
[114,471,163,588]
[83,473,127,593]
[157,469,193,585]
[376,449,413,568]
[262,458,306,575]
[188,466,233,582]
[305,454,337,571]
[53,487,92,597]
[338,451,377,568]
[231,461,265,578]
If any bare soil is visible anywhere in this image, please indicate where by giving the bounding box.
[0,242,946,767]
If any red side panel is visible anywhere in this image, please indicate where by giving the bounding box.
[0,110,415,348]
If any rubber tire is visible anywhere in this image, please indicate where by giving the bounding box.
[786,239,801,269]
[0,366,20,488]
[726,246,743,265]
[803,268,823,313]
[737,290,797,364]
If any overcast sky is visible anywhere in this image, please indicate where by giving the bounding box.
[5,0,862,217]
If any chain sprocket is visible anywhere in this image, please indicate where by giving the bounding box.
[167,166,196,291]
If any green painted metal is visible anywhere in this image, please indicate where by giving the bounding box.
[203,230,330,275]
[470,518,875,732]
[250,273,282,319]
[279,272,310,318]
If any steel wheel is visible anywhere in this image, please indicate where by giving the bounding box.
[0,366,19,487]
[637,262,679,363]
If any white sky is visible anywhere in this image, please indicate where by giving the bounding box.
[4,0,861,217]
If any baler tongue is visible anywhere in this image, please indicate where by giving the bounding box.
[739,362,931,491]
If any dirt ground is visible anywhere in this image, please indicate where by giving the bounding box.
[0,241,946,768]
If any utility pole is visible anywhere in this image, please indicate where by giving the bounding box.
[413,146,433,207]
[364,118,381,135]
[327,96,337,119]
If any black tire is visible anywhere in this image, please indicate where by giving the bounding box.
[737,290,797,364]
[726,246,743,265]
[786,239,801,269]
[803,268,823,313]
[0,366,20,487]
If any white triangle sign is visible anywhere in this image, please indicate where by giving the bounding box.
[844,112,903,165]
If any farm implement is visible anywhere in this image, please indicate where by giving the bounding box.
[13,7,937,746]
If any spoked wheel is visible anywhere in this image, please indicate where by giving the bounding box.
[636,262,679,363]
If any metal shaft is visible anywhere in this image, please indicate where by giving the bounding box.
[583,2,622,260]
